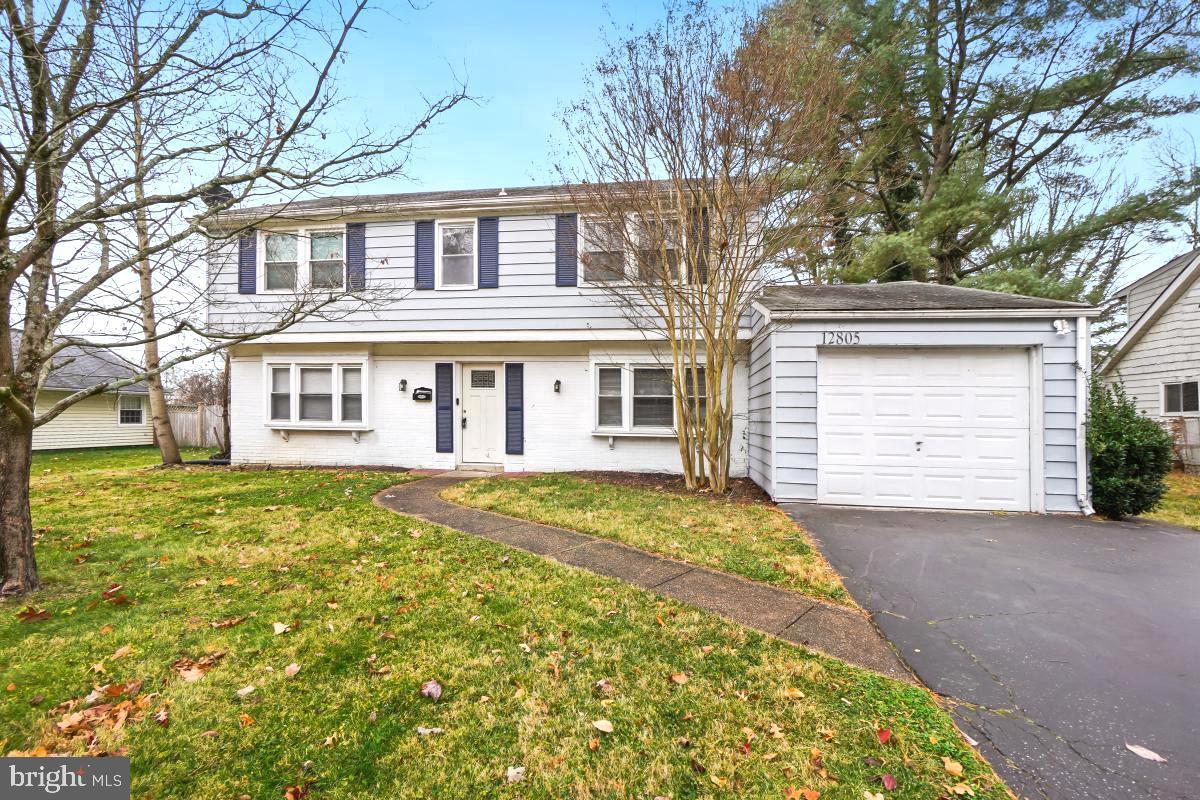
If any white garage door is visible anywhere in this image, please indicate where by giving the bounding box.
[817,348,1032,512]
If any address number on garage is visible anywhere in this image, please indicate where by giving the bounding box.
[821,331,861,345]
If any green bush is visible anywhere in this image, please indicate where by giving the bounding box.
[1087,378,1174,519]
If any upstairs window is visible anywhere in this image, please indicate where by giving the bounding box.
[118,395,144,425]
[266,361,367,427]
[438,220,476,288]
[1164,381,1199,414]
[580,219,627,283]
[636,218,680,282]
[580,215,686,284]
[262,229,344,292]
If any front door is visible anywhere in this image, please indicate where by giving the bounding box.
[460,364,503,464]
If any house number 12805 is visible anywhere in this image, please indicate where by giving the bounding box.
[821,331,861,345]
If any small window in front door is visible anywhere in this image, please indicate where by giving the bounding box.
[470,370,496,389]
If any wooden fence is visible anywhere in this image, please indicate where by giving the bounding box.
[168,403,225,450]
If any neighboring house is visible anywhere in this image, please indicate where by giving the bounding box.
[1101,249,1200,470]
[24,341,153,451]
[208,185,1098,513]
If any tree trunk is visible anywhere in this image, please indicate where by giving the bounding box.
[0,408,39,596]
[220,353,232,458]
[138,254,181,464]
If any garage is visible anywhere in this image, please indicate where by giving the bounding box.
[748,282,1101,514]
[816,347,1032,511]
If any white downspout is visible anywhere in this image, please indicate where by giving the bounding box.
[1076,315,1095,515]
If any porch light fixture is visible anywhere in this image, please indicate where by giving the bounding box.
[554,380,561,393]
[399,379,408,392]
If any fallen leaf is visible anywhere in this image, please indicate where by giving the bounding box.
[588,737,599,750]
[1125,743,1167,763]
[876,727,891,745]
[236,685,255,698]
[942,756,964,777]
[272,622,290,635]
[505,766,525,784]
[416,726,444,736]
[111,645,133,661]
[878,773,897,790]
[284,663,301,677]
[946,784,975,797]
[863,792,884,800]
[99,624,113,635]
[783,687,805,700]
[211,616,247,629]
[16,606,51,623]
[154,707,170,727]
[670,672,689,685]
[238,713,255,728]
[419,680,442,701]
[592,719,614,733]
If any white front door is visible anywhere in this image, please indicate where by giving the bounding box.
[460,364,503,464]
[817,348,1032,512]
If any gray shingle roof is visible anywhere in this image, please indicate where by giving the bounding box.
[759,281,1093,313]
[12,336,148,393]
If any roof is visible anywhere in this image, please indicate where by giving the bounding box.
[217,180,676,223]
[12,336,149,394]
[758,282,1095,313]
[1112,248,1198,298]
[1102,249,1200,375]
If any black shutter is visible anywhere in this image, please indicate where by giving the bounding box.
[346,222,366,290]
[415,220,435,290]
[505,363,524,455]
[555,213,577,287]
[478,216,499,288]
[237,233,256,294]
[688,207,709,284]
[435,363,453,453]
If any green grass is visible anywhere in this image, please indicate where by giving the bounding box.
[1144,472,1200,530]
[0,447,1005,799]
[443,473,851,605]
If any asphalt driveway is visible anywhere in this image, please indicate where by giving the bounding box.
[782,505,1200,800]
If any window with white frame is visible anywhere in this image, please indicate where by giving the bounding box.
[262,229,345,292]
[635,218,680,281]
[118,395,144,425]
[594,363,705,432]
[266,362,367,426]
[580,219,627,283]
[1164,381,1199,414]
[438,220,476,288]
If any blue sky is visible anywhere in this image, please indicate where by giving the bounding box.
[330,1,1197,283]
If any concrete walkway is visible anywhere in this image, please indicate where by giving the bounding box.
[375,473,912,682]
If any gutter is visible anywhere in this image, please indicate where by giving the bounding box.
[1076,315,1095,515]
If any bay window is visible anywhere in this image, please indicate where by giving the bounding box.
[265,361,367,427]
[261,228,345,291]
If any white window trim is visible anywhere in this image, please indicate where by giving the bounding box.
[590,362,678,437]
[116,394,145,426]
[258,226,346,294]
[1161,380,1200,417]
[578,214,683,287]
[262,358,370,430]
[434,218,479,291]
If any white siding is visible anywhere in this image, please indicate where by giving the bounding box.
[1108,269,1200,467]
[208,216,661,337]
[755,317,1084,513]
[32,391,154,451]
[229,343,749,477]
[1120,258,1189,326]
[747,310,773,496]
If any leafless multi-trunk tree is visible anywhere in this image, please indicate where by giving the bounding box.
[557,2,855,492]
[0,0,468,596]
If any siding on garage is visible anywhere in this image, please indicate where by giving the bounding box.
[747,310,774,496]
[32,391,154,451]
[759,317,1086,512]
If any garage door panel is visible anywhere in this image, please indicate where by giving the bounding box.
[817,348,1032,512]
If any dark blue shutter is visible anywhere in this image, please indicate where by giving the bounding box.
[346,222,366,290]
[505,363,524,455]
[688,207,709,284]
[478,216,499,288]
[435,363,453,453]
[415,220,435,290]
[237,233,256,294]
[555,213,577,287]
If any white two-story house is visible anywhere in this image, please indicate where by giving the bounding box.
[208,184,1100,514]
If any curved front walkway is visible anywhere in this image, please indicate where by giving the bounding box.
[375,472,913,682]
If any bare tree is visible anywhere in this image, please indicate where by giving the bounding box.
[172,368,226,407]
[557,2,855,492]
[0,0,467,596]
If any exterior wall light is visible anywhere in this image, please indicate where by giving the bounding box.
[399,379,408,392]
[554,380,561,393]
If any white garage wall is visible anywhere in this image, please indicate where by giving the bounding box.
[229,343,750,476]
[756,317,1084,513]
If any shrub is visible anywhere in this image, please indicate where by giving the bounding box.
[1087,378,1174,519]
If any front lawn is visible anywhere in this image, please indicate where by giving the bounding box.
[1144,471,1200,530]
[443,473,850,604]
[1,447,1003,798]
